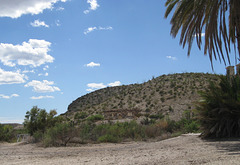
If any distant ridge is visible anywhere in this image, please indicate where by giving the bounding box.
[66,73,220,122]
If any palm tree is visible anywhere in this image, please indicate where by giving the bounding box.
[197,75,240,138]
[165,0,240,67]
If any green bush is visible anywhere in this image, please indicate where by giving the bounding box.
[43,123,77,147]
[74,112,88,120]
[98,134,119,143]
[87,114,104,122]
[0,124,14,142]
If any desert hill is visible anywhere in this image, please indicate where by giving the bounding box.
[66,73,220,122]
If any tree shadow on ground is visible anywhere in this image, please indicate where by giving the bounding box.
[204,138,240,155]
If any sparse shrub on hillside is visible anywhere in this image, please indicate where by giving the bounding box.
[74,112,88,120]
[149,113,164,120]
[87,114,104,122]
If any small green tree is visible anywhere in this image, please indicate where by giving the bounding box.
[24,106,58,135]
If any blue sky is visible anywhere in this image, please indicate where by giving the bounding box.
[0,0,233,123]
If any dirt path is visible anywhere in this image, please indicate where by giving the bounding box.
[1,134,240,165]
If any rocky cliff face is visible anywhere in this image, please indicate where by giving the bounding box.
[66,73,220,121]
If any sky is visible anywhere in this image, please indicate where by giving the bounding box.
[0,0,235,124]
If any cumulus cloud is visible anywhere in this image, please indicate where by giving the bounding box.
[85,62,100,67]
[86,81,121,92]
[84,0,99,14]
[30,95,54,99]
[87,83,106,89]
[0,94,19,99]
[24,80,60,93]
[0,0,67,18]
[0,68,26,85]
[30,19,49,28]
[0,39,54,67]
[166,56,177,61]
[108,81,121,87]
[84,26,113,35]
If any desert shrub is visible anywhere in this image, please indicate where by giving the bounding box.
[33,130,44,142]
[74,112,88,120]
[78,121,146,143]
[149,113,164,120]
[198,75,240,138]
[87,114,104,122]
[141,117,155,125]
[0,124,14,142]
[43,123,77,147]
[98,134,119,143]
[183,120,200,133]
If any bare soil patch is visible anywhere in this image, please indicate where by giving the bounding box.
[1,134,240,165]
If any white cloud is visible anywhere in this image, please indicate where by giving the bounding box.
[86,81,121,92]
[24,80,60,93]
[38,72,48,76]
[85,62,100,67]
[84,0,99,14]
[22,70,35,74]
[56,7,64,11]
[166,56,177,61]
[84,27,97,35]
[0,39,54,67]
[30,19,49,28]
[86,88,94,92]
[87,83,106,89]
[84,26,113,35]
[0,94,19,99]
[108,81,121,87]
[30,95,54,99]
[99,26,113,30]
[43,65,49,71]
[0,68,26,85]
[0,0,67,18]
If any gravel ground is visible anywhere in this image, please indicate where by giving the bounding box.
[1,133,240,165]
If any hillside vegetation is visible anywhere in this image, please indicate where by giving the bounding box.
[66,73,220,122]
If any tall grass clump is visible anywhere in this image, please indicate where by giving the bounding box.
[198,75,240,138]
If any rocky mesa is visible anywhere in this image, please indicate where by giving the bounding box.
[65,73,220,122]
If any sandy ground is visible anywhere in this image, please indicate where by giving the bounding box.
[1,134,240,165]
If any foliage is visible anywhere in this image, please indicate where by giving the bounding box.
[0,124,14,142]
[74,112,88,120]
[87,114,104,122]
[165,0,240,66]
[198,75,240,138]
[43,123,77,147]
[23,106,59,135]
